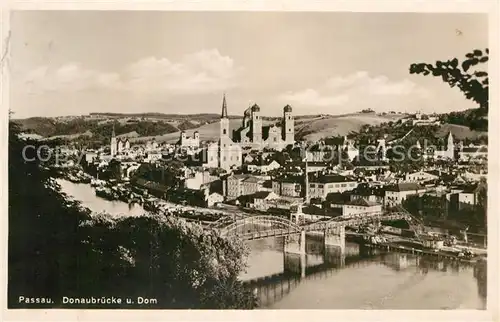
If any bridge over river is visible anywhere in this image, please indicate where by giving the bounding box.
[208,209,420,255]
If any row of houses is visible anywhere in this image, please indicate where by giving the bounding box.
[217,169,484,219]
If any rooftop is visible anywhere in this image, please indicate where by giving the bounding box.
[461,146,488,153]
[277,176,303,184]
[386,182,424,192]
[310,174,356,184]
[242,176,263,183]
[252,191,275,199]
[228,174,249,181]
[346,198,380,207]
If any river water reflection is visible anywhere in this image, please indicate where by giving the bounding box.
[58,180,486,310]
[57,179,146,217]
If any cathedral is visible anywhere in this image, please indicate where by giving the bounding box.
[232,101,295,151]
[204,94,295,171]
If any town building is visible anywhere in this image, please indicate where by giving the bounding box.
[305,144,336,162]
[404,170,439,183]
[448,183,483,211]
[184,170,219,190]
[244,191,301,213]
[247,191,280,211]
[458,145,488,162]
[349,188,385,205]
[110,125,131,157]
[224,174,271,199]
[412,112,441,126]
[305,161,330,173]
[85,151,98,163]
[307,174,358,200]
[272,176,303,198]
[144,152,163,163]
[178,131,200,149]
[342,198,383,217]
[206,192,224,207]
[384,182,427,207]
[245,159,281,173]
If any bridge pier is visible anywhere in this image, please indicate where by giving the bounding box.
[284,230,306,254]
[323,226,345,254]
[283,252,306,278]
[324,246,346,268]
[283,230,306,278]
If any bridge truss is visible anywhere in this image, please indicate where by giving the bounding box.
[213,209,418,241]
[219,215,302,240]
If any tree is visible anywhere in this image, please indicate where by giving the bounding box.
[113,215,255,308]
[108,159,122,180]
[410,49,489,130]
[8,120,256,309]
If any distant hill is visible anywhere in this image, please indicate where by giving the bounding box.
[87,112,240,121]
[295,113,405,141]
[44,130,93,141]
[436,123,487,140]
[13,117,56,137]
[116,131,141,138]
[13,111,487,146]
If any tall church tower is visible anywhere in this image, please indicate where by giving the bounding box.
[219,93,236,171]
[220,93,229,139]
[446,131,454,159]
[110,124,117,157]
[251,104,262,146]
[283,105,294,144]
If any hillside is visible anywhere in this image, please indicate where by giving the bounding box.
[436,123,487,140]
[14,117,57,137]
[43,130,93,141]
[295,114,404,141]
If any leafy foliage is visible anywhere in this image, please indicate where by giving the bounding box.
[132,160,185,189]
[438,109,489,132]
[410,49,488,130]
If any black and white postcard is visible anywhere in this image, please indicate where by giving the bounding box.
[2,1,498,321]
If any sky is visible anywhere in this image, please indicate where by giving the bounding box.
[9,11,488,119]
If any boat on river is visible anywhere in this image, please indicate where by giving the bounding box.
[95,187,118,201]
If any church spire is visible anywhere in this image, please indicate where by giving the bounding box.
[112,123,116,137]
[221,93,228,119]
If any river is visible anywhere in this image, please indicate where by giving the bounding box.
[58,179,487,310]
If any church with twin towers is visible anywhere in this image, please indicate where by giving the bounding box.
[204,94,295,171]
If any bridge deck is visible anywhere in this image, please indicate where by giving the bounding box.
[221,212,412,241]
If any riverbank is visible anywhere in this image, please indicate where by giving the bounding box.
[361,241,483,263]
[57,178,249,225]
